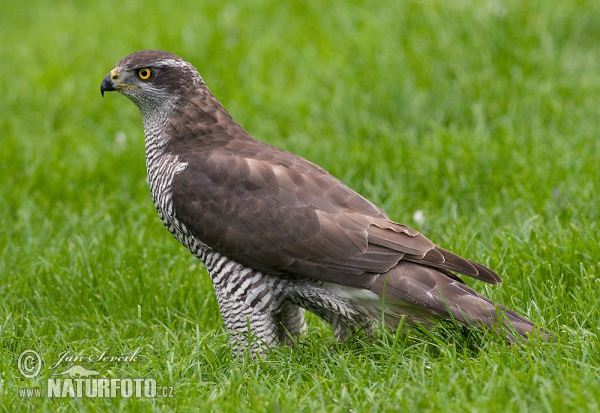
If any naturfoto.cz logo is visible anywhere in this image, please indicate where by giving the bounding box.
[17,348,174,399]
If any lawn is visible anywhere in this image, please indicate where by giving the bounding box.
[1,0,599,411]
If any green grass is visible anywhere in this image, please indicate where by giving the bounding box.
[1,0,599,411]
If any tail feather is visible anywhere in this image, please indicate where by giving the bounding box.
[369,261,552,342]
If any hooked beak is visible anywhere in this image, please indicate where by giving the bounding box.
[100,68,119,97]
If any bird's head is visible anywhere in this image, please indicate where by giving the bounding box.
[101,50,204,114]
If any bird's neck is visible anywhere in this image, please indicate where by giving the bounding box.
[141,86,256,168]
[141,105,188,224]
[142,110,170,149]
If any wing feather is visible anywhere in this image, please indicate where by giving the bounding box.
[167,99,500,288]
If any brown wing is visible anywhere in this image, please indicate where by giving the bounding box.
[167,94,501,288]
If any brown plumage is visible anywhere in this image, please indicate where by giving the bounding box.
[167,88,500,287]
[101,50,551,351]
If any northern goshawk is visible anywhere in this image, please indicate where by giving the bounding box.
[101,50,549,352]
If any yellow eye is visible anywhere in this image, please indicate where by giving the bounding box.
[137,68,152,80]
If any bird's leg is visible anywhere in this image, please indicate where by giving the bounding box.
[202,251,298,354]
[273,301,307,344]
[284,280,373,343]
[212,286,281,354]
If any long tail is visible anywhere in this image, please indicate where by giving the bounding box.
[369,261,552,342]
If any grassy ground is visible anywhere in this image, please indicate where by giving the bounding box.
[1,0,599,411]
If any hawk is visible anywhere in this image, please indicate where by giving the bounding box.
[101,50,549,352]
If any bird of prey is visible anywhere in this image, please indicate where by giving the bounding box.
[101,50,549,352]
